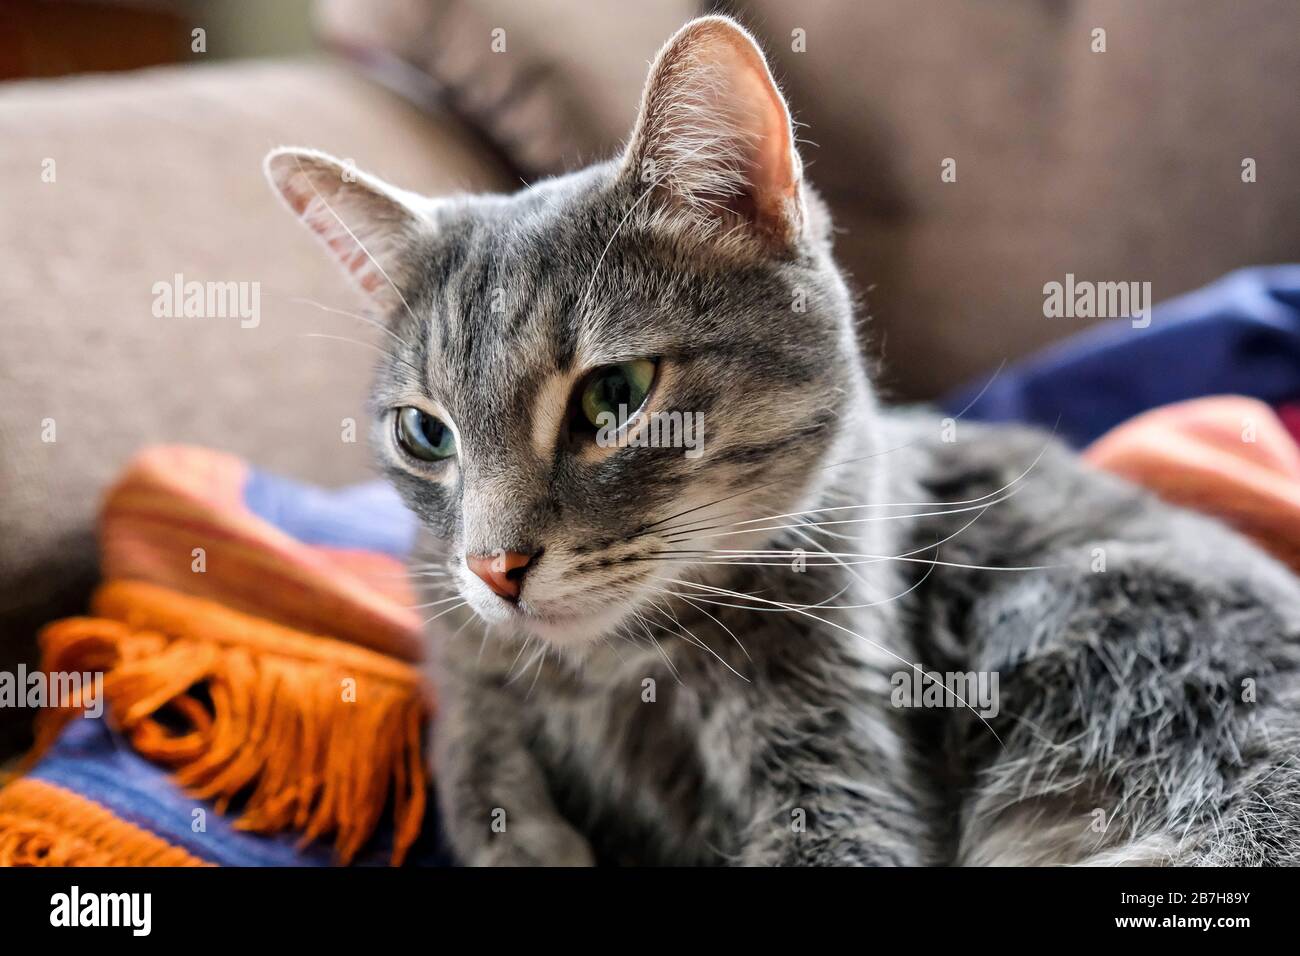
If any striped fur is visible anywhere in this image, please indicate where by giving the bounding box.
[268,16,1300,866]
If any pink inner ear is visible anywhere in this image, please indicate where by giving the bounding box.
[739,67,798,222]
[271,153,414,301]
[638,18,803,245]
[334,237,367,286]
[712,29,799,232]
[326,232,384,292]
[276,164,323,218]
[287,169,384,292]
[284,186,312,217]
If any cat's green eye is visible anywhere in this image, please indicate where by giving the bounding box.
[395,406,457,462]
[578,359,657,430]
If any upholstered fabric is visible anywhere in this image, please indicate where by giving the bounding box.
[740,0,1300,397]
[316,0,700,175]
[0,59,510,756]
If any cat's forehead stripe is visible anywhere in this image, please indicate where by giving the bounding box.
[421,221,588,389]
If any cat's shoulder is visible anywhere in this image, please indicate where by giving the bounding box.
[877,405,1081,497]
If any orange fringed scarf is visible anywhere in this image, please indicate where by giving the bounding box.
[0,446,432,867]
[29,580,429,866]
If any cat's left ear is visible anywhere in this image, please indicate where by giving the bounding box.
[622,16,804,251]
[264,147,428,310]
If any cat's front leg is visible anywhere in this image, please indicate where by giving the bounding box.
[734,707,923,866]
[432,673,593,867]
[738,788,923,866]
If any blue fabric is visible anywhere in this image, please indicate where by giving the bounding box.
[35,718,453,867]
[242,471,417,558]
[942,265,1300,447]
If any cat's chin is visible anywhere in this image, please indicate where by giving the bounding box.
[467,594,632,650]
[514,607,630,649]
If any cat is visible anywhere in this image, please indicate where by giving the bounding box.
[265,15,1300,865]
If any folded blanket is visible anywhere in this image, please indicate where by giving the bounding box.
[944,265,1300,447]
[0,447,438,867]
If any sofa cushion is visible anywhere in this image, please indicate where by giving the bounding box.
[738,0,1300,397]
[0,59,511,732]
[316,0,701,176]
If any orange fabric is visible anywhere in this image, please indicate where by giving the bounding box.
[1085,395,1300,573]
[33,580,430,866]
[101,446,423,662]
[0,778,210,867]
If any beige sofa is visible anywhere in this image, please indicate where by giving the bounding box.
[0,59,511,755]
[3,0,1300,757]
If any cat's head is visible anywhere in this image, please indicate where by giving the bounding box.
[265,16,874,650]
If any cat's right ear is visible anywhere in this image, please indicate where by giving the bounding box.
[263,148,427,310]
[621,16,805,253]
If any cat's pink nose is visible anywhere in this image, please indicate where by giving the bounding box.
[467,550,539,602]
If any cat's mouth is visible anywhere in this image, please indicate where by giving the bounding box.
[449,549,651,648]
[459,578,635,648]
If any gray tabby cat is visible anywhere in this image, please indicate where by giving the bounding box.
[266,16,1300,865]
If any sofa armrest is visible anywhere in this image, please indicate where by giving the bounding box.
[0,59,511,706]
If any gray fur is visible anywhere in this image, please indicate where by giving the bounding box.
[267,16,1300,865]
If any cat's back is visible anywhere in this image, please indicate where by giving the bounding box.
[878,407,1300,615]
